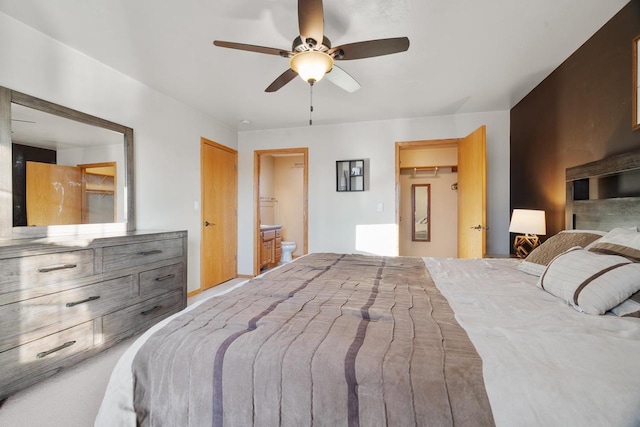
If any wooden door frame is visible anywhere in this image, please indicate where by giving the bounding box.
[199,137,238,294]
[395,139,459,255]
[253,148,308,276]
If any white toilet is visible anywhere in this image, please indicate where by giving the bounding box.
[281,241,297,263]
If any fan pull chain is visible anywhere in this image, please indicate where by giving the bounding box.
[309,82,314,126]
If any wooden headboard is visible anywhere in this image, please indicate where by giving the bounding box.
[566,150,640,231]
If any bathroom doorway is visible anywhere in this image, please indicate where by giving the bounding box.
[254,148,308,275]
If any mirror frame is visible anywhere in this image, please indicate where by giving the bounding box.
[634,35,640,130]
[411,183,431,242]
[0,86,135,239]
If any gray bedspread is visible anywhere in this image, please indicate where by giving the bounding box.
[132,253,494,426]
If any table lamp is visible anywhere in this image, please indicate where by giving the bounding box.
[509,209,546,258]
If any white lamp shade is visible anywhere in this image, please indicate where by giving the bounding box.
[290,51,334,83]
[509,209,546,235]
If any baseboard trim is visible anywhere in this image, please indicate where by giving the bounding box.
[187,288,201,298]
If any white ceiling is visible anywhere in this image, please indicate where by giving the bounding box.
[0,0,630,131]
[11,103,123,150]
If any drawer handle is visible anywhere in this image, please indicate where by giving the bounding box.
[37,264,77,273]
[66,296,100,307]
[141,305,161,316]
[138,250,162,256]
[36,340,76,359]
[155,274,175,282]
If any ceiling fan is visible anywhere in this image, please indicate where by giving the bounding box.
[213,0,410,93]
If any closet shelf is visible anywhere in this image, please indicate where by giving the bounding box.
[400,165,457,178]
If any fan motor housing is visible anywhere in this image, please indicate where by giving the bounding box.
[292,36,332,53]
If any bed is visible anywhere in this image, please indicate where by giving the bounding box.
[95,151,640,427]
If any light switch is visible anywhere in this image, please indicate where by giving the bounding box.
[194,201,200,211]
[377,202,384,212]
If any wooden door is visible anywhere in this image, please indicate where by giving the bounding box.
[26,162,82,226]
[457,126,487,258]
[201,139,237,289]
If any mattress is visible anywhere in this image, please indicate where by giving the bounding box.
[95,255,640,426]
[425,257,640,426]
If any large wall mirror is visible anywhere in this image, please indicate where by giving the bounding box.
[0,87,134,239]
[411,183,430,242]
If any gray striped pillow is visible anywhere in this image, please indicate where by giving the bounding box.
[518,230,605,276]
[538,248,640,315]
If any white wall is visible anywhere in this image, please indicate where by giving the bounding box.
[0,12,237,293]
[274,156,304,256]
[259,156,275,225]
[238,111,510,275]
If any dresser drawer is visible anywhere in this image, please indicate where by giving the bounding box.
[103,290,183,340]
[0,321,94,394]
[0,249,95,297]
[0,275,134,352]
[140,263,184,297]
[102,238,183,271]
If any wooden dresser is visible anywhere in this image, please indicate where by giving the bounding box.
[0,230,187,400]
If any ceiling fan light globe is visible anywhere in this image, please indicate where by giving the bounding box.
[290,51,334,83]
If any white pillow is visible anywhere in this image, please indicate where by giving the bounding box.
[537,248,640,315]
[588,227,640,261]
[610,291,640,318]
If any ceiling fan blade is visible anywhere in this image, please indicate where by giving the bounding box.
[298,0,324,47]
[330,37,410,60]
[265,69,299,92]
[214,40,292,57]
[325,66,361,93]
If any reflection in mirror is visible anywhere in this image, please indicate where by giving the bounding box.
[0,86,134,239]
[12,104,124,227]
[412,183,430,242]
[81,162,117,223]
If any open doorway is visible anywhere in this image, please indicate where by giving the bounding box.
[395,126,487,258]
[396,140,459,257]
[254,148,308,275]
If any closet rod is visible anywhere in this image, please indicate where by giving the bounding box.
[400,165,457,178]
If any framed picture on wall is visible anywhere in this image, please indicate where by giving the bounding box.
[634,35,639,130]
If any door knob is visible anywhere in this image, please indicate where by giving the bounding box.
[204,221,215,227]
[470,225,489,231]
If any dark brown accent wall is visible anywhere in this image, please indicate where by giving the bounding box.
[510,0,640,240]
